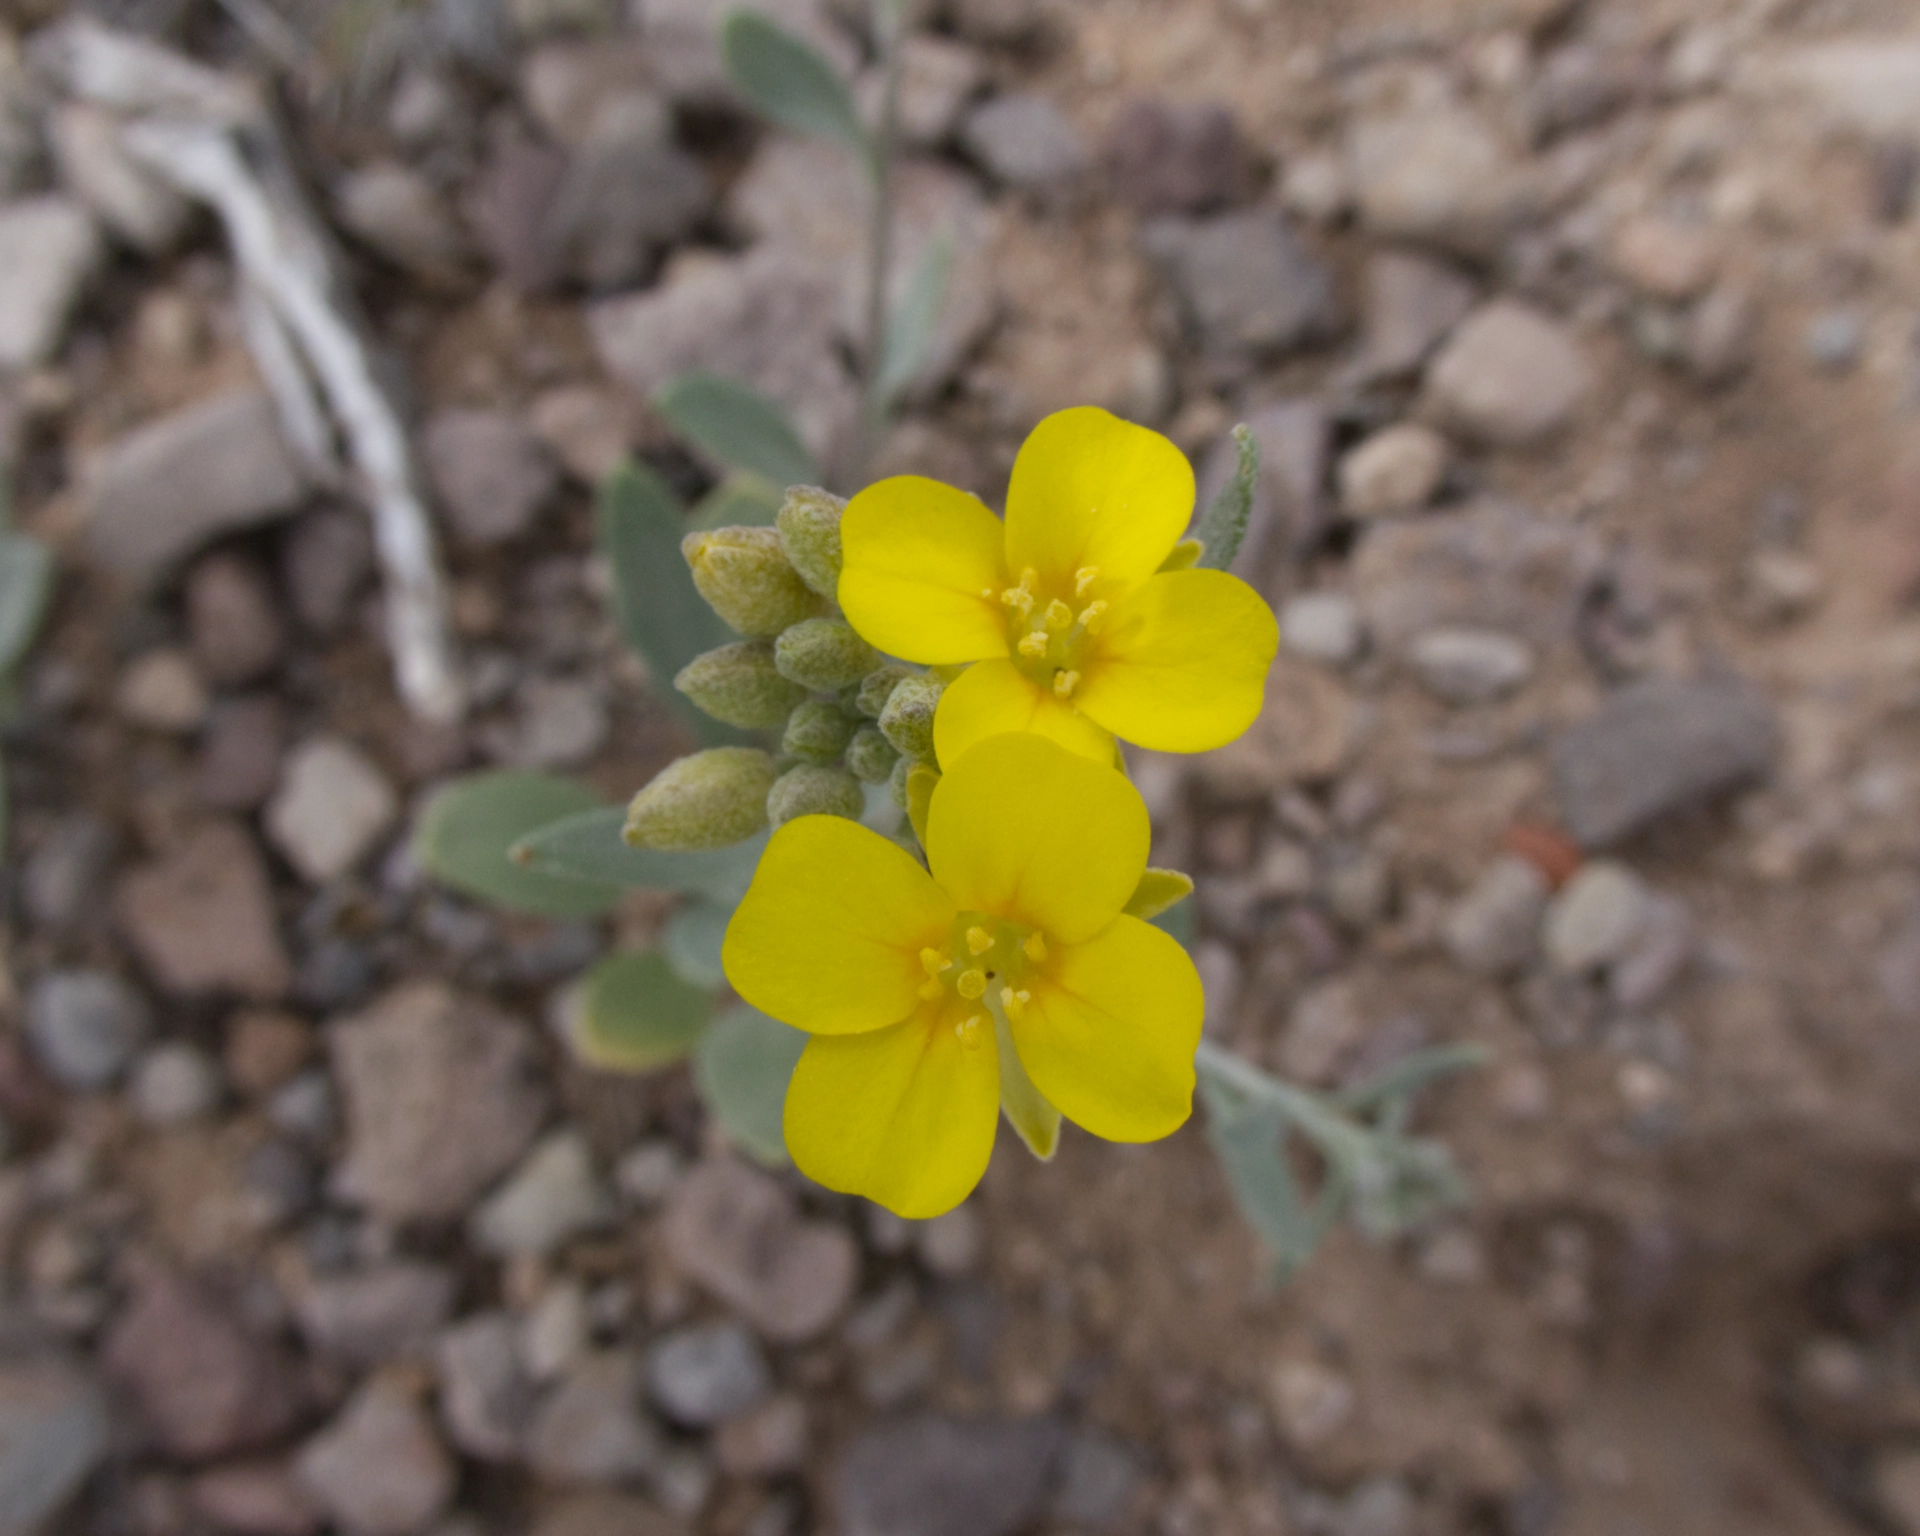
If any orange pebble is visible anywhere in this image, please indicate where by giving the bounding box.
[1502,822,1583,889]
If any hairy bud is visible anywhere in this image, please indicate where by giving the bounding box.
[774,485,847,599]
[878,672,943,762]
[623,748,777,851]
[682,526,828,637]
[782,699,857,764]
[768,764,865,827]
[674,641,806,729]
[774,618,879,693]
[845,724,900,785]
[855,663,918,718]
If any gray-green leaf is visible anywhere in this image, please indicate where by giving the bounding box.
[876,232,952,409]
[721,9,869,163]
[566,949,716,1073]
[415,772,623,919]
[657,373,818,492]
[512,808,768,903]
[1194,423,1260,572]
[664,898,731,988]
[1196,1064,1336,1283]
[0,533,52,677]
[694,1002,808,1166]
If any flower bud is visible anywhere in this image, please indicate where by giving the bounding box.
[782,699,857,764]
[775,485,847,599]
[878,672,943,763]
[674,641,807,729]
[623,748,777,851]
[682,526,828,637]
[855,663,918,719]
[845,724,900,785]
[774,617,879,693]
[768,764,864,826]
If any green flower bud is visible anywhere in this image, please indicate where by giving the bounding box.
[889,750,914,809]
[774,618,879,693]
[855,663,918,719]
[682,526,828,637]
[674,641,807,729]
[768,764,865,826]
[845,724,900,785]
[878,672,943,762]
[775,485,847,599]
[782,699,857,764]
[623,747,776,851]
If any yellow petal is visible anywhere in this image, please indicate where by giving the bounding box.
[996,1010,1061,1160]
[1003,407,1195,594]
[838,476,1009,665]
[932,657,1115,769]
[723,816,955,1035]
[1075,568,1279,753]
[1012,915,1201,1142]
[783,1002,1000,1218]
[924,732,1146,945]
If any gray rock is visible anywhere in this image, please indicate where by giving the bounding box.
[422,409,558,548]
[1550,677,1778,846]
[645,1323,771,1427]
[1443,857,1548,978]
[542,135,713,292]
[1142,210,1337,359]
[1349,249,1476,383]
[0,1360,110,1535]
[1543,860,1649,974]
[435,1312,537,1463]
[1424,301,1592,447]
[51,104,191,255]
[115,648,210,733]
[1100,98,1256,216]
[295,1380,455,1536]
[1279,977,1364,1085]
[0,196,101,371]
[25,969,151,1090]
[1347,106,1529,258]
[1804,309,1865,373]
[336,162,473,282]
[1280,591,1363,666]
[294,1263,456,1367]
[116,821,292,998]
[959,94,1088,191]
[130,1043,221,1126]
[525,1352,660,1485]
[1338,423,1448,519]
[503,676,608,769]
[284,507,374,634]
[1334,1475,1417,1536]
[329,982,547,1222]
[198,695,289,811]
[835,1415,1067,1536]
[186,553,286,687]
[864,35,986,148]
[187,1461,322,1536]
[1048,1429,1142,1531]
[1755,39,1920,142]
[1680,283,1756,385]
[83,389,307,585]
[471,1129,613,1258]
[1608,891,1696,1009]
[715,1392,808,1478]
[265,737,400,885]
[1405,626,1534,705]
[915,1205,983,1278]
[22,813,116,932]
[640,0,856,105]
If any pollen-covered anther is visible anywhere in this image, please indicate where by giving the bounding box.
[999,586,1034,617]
[1000,986,1031,1020]
[1053,669,1080,698]
[920,947,952,977]
[956,968,987,999]
[1016,630,1049,658]
[1074,566,1099,597]
[918,978,944,1001]
[966,926,994,956]
[1023,931,1048,962]
[1045,599,1074,631]
[1076,600,1108,633]
[954,1014,986,1051]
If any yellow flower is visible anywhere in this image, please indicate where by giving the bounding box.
[721,733,1203,1217]
[838,406,1279,766]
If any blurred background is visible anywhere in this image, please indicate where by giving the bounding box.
[0,0,1918,1533]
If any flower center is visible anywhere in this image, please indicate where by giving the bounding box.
[917,912,1050,1048]
[991,566,1108,700]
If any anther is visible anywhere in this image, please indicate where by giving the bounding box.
[966,926,994,956]
[956,968,987,999]
[1023,932,1048,962]
[1076,600,1108,633]
[1045,599,1073,631]
[920,947,951,977]
[1075,566,1099,597]
[1053,669,1080,698]
[918,979,944,1001]
[999,586,1034,617]
[955,1014,986,1050]
[1017,631,1049,658]
[1000,986,1030,1020]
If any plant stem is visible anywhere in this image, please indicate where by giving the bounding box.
[1193,1039,1361,1152]
[854,0,905,487]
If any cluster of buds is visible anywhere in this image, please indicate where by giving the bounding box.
[623,488,944,852]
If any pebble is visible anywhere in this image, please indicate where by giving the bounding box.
[116,648,211,733]
[524,1351,661,1485]
[1267,1357,1356,1448]
[1347,105,1528,258]
[1804,309,1865,373]
[422,409,559,548]
[529,386,634,485]
[268,1070,338,1144]
[1680,283,1756,385]
[1338,423,1449,518]
[283,508,374,634]
[294,1379,455,1536]
[1609,892,1696,1010]
[328,982,548,1222]
[1100,98,1256,216]
[1048,1429,1142,1530]
[640,0,855,103]
[959,93,1089,192]
[615,1142,684,1207]
[1281,592,1365,667]
[83,388,307,586]
[52,103,191,255]
[915,1204,984,1278]
[1280,149,1352,225]
[715,1392,808,1479]
[188,1460,323,1536]
[1443,857,1549,977]
[543,135,713,292]
[26,969,152,1091]
[335,162,472,283]
[0,196,102,371]
[1543,860,1649,974]
[1194,940,1243,1034]
[130,1043,222,1126]
[1195,656,1353,796]
[1141,210,1338,359]
[22,813,116,932]
[645,1322,771,1427]
[435,1312,537,1463]
[224,1009,311,1099]
[186,553,288,687]
[1424,300,1593,447]
[1610,215,1718,301]
[0,1360,111,1535]
[1406,626,1535,705]
[198,695,289,811]
[1350,250,1476,383]
[866,35,985,147]
[503,676,609,769]
[835,1415,1067,1536]
[1279,978,1365,1085]
[1550,677,1778,847]
[471,1129,614,1257]
[522,1279,590,1381]
[265,736,399,886]
[663,1158,859,1344]
[293,1262,456,1368]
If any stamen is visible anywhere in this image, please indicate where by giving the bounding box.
[1000,986,1030,1020]
[955,1014,986,1050]
[1075,566,1099,597]
[966,926,994,956]
[1017,631,1049,658]
[1053,669,1080,698]
[1076,600,1108,633]
[999,586,1034,617]
[1023,932,1048,962]
[956,968,987,999]
[918,978,944,1001]
[920,947,951,977]
[1045,599,1074,631]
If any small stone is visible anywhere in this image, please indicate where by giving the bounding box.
[640,0,856,104]
[615,1142,684,1207]
[1804,309,1865,373]
[84,389,307,586]
[471,1129,614,1258]
[1142,210,1338,359]
[266,737,400,885]
[198,695,288,811]
[1543,860,1648,974]
[1195,657,1353,795]
[0,196,102,371]
[0,1361,111,1535]
[293,1263,456,1368]
[130,1043,222,1126]
[329,982,548,1222]
[1348,106,1529,258]
[1744,549,1824,623]
[663,1158,859,1343]
[117,823,293,998]
[835,1415,1067,1536]
[1279,978,1364,1085]
[1873,1446,1920,1536]
[52,103,191,255]
[863,35,985,147]
[1338,424,1448,518]
[116,648,210,733]
[22,813,116,932]
[960,94,1088,191]
[225,1010,311,1099]
[1680,283,1756,385]
[1267,1357,1355,1449]
[423,409,559,547]
[506,677,609,769]
[1443,857,1548,977]
[916,1204,983,1278]
[26,969,151,1091]
[1608,892,1695,1009]
[542,135,713,291]
[335,163,472,283]
[294,1379,455,1536]
[189,1460,323,1536]
[1350,250,1477,382]
[436,1313,536,1464]
[645,1322,770,1427]
[1279,149,1351,225]
[1335,1476,1417,1536]
[186,554,286,687]
[284,509,374,634]
[522,1280,589,1381]
[1610,215,1718,301]
[1424,300,1592,447]
[1100,98,1257,216]
[1281,592,1365,666]
[530,386,633,484]
[1406,626,1534,705]
[525,1351,660,1485]
[714,1393,808,1479]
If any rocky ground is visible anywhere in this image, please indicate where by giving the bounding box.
[3,0,1920,1533]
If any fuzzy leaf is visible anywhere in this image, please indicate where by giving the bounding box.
[567,950,716,1073]
[1196,1062,1335,1283]
[657,373,818,491]
[416,772,623,918]
[876,232,953,408]
[694,1002,809,1166]
[1194,423,1259,572]
[664,898,731,988]
[512,809,767,903]
[721,9,869,163]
